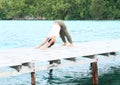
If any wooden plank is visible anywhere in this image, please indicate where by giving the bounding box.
[32,40,120,62]
[0,40,119,85]
[0,66,33,77]
[110,52,116,55]
[35,58,97,71]
[0,56,22,68]
[0,58,97,78]
[0,54,116,78]
[99,53,109,56]
[0,40,120,68]
[64,57,76,61]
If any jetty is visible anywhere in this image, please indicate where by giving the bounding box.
[0,39,120,85]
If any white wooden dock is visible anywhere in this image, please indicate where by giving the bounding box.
[0,39,120,85]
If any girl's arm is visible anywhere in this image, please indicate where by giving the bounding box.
[35,37,49,49]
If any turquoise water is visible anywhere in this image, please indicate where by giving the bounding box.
[0,20,120,85]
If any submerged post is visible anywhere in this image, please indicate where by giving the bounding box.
[91,62,98,85]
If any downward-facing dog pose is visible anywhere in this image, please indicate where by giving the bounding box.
[36,20,73,49]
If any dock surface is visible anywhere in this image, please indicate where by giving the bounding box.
[0,39,120,85]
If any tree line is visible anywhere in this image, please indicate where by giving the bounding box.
[0,0,120,20]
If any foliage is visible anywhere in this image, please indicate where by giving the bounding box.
[0,0,120,20]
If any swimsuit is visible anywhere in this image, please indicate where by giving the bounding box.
[48,38,55,48]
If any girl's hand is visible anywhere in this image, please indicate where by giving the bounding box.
[35,46,40,49]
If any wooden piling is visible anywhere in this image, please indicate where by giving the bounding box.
[91,62,98,85]
[31,62,36,85]
[31,72,35,85]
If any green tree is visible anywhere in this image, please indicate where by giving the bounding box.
[0,0,120,20]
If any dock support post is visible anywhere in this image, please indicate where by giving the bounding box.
[31,72,36,85]
[49,61,53,78]
[91,62,98,85]
[31,61,36,85]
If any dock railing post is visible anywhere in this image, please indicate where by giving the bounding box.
[91,62,98,85]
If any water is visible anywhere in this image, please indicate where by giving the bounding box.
[0,20,120,85]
